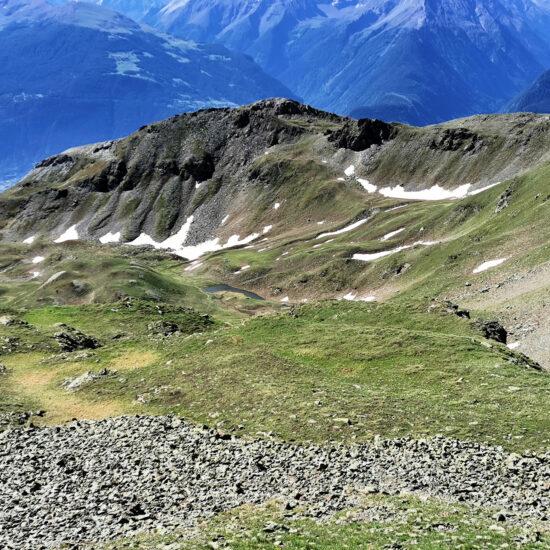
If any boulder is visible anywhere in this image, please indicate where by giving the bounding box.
[53,324,100,352]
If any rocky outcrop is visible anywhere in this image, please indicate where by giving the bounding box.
[496,184,514,213]
[1,99,343,246]
[327,118,398,151]
[474,320,508,344]
[0,416,549,549]
[53,325,100,352]
[62,368,117,391]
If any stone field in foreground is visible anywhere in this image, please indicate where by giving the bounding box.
[1,416,549,549]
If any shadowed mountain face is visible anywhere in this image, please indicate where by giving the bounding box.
[136,0,550,125]
[0,0,294,187]
[507,69,550,114]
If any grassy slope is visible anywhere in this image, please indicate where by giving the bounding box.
[94,495,550,550]
[2,161,550,449]
[2,300,548,453]
[203,159,550,314]
[0,240,275,320]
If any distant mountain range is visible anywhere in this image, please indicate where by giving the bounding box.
[0,0,293,187]
[127,0,550,124]
[507,70,550,114]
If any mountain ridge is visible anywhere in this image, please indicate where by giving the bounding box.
[3,99,550,254]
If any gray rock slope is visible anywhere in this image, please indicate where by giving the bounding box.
[1,416,549,548]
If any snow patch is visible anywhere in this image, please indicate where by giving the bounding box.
[23,236,36,244]
[280,296,289,302]
[273,202,281,210]
[126,217,260,261]
[177,233,260,261]
[263,225,273,234]
[469,182,502,196]
[313,239,334,249]
[128,233,158,247]
[507,342,520,350]
[353,241,439,262]
[221,215,229,225]
[357,178,377,193]
[344,165,355,177]
[99,231,121,244]
[235,265,250,274]
[226,233,260,248]
[55,225,79,243]
[317,219,368,239]
[109,51,140,74]
[379,184,471,201]
[184,261,203,272]
[161,216,194,249]
[386,204,408,212]
[177,239,222,261]
[108,52,154,81]
[473,258,508,274]
[381,228,405,242]
[32,256,45,264]
[341,293,377,302]
[39,271,66,288]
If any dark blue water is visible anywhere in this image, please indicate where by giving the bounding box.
[204,284,264,301]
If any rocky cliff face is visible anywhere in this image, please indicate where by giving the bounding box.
[2,99,550,259]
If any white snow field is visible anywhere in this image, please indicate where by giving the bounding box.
[317,219,368,239]
[99,231,121,244]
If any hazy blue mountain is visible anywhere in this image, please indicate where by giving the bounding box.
[144,0,324,75]
[142,0,550,125]
[48,0,166,20]
[0,0,294,186]
[507,69,550,114]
